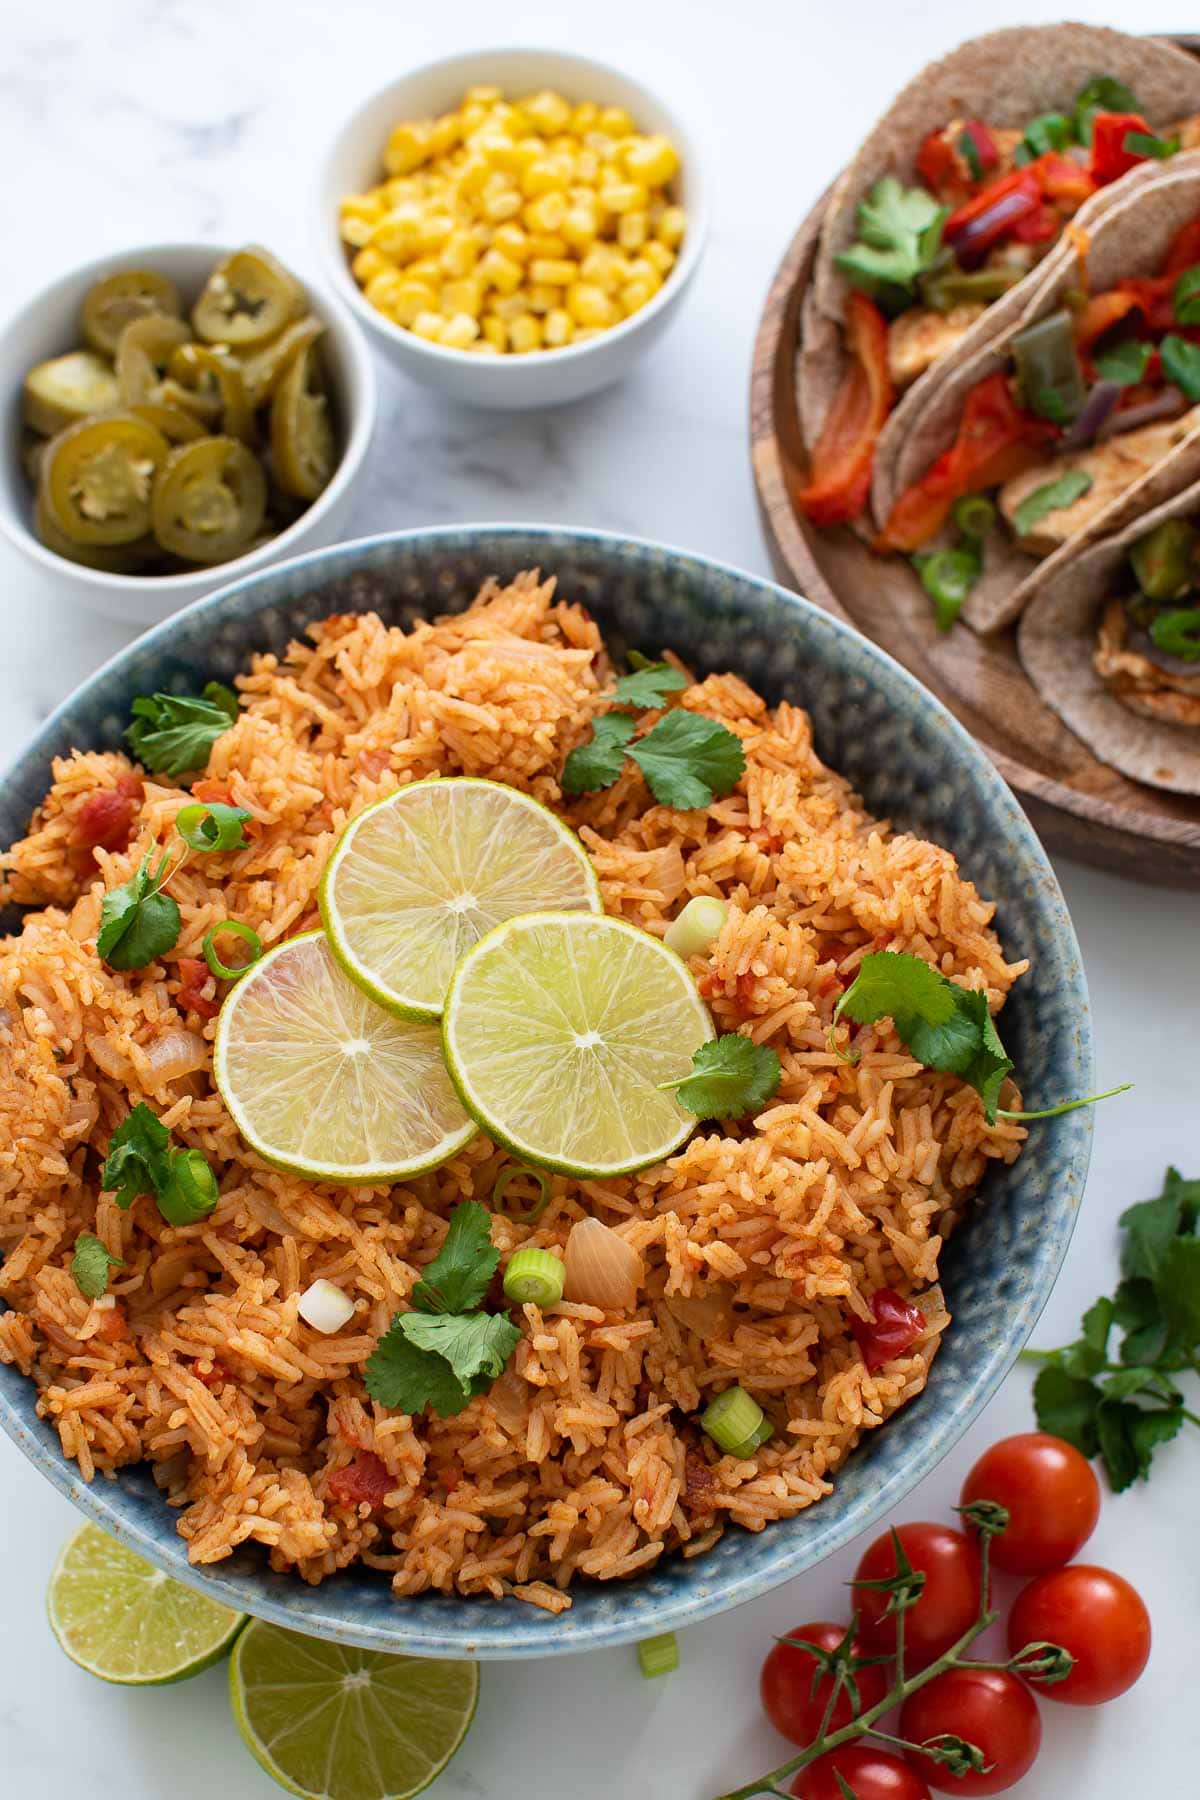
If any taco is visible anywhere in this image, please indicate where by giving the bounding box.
[1019,482,1200,793]
[870,156,1200,634]
[794,23,1200,530]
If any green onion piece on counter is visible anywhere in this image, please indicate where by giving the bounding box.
[176,800,252,852]
[701,1385,772,1456]
[502,1247,565,1308]
[158,1148,220,1226]
[664,895,728,959]
[951,494,997,543]
[911,547,981,632]
[492,1164,551,1224]
[637,1633,680,1679]
[202,919,262,980]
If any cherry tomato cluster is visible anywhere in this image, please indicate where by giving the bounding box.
[758,1434,1151,1798]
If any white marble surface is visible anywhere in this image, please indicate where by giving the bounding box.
[2,1,1198,1795]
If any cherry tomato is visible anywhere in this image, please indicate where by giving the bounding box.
[1007,1564,1150,1705]
[854,1523,981,1669]
[900,1667,1041,1795]
[761,1622,889,1747]
[790,1744,932,1799]
[960,1433,1100,1574]
[851,1289,926,1372]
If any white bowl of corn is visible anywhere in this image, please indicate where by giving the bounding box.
[318,48,707,409]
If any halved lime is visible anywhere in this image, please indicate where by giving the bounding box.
[213,931,475,1183]
[230,1619,479,1800]
[442,910,714,1177]
[47,1523,244,1684]
[319,777,601,1020]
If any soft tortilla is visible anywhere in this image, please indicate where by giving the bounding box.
[874,155,1200,632]
[1019,480,1200,793]
[799,26,1200,455]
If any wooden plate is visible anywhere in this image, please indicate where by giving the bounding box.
[750,186,1200,889]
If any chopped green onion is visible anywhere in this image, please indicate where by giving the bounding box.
[503,1247,565,1308]
[202,919,262,980]
[726,1417,775,1458]
[492,1163,551,1224]
[951,495,997,543]
[1131,518,1199,601]
[158,1148,219,1226]
[176,800,252,853]
[1174,267,1200,326]
[911,548,981,632]
[1151,607,1200,662]
[701,1385,771,1456]
[664,895,728,959]
[637,1633,679,1679]
[1161,333,1200,402]
[1124,130,1178,161]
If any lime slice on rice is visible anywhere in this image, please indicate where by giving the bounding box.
[213,931,475,1183]
[230,1619,479,1800]
[47,1524,244,1684]
[319,777,601,1020]
[442,910,714,1177]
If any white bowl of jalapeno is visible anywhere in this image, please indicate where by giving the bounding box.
[0,242,376,626]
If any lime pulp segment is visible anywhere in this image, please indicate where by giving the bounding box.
[213,931,475,1182]
[320,777,602,1019]
[47,1523,244,1684]
[442,909,714,1177]
[230,1618,479,1800]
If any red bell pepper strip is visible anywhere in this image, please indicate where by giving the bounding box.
[879,372,1052,552]
[1032,153,1096,207]
[1072,289,1146,355]
[960,120,1000,176]
[1163,217,1200,276]
[794,293,893,527]
[943,171,1045,268]
[1090,111,1154,185]
[915,129,965,202]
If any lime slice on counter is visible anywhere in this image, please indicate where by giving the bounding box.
[47,1524,244,1684]
[442,910,714,1177]
[319,777,601,1020]
[213,931,475,1183]
[230,1619,479,1800]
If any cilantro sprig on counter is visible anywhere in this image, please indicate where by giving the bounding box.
[660,1034,781,1121]
[1025,1166,1200,1490]
[831,951,1129,1124]
[365,1202,520,1419]
[125,682,238,778]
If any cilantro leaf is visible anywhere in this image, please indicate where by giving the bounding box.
[102,1103,172,1209]
[1073,75,1141,146]
[125,682,239,778]
[1094,339,1153,386]
[1112,1277,1166,1366]
[363,1315,480,1417]
[410,1200,499,1315]
[1013,470,1093,539]
[1119,1165,1199,1283]
[1096,1397,1184,1493]
[1032,1364,1101,1458]
[562,712,636,795]
[70,1233,124,1300]
[836,178,948,299]
[1158,1236,1200,1354]
[1160,333,1200,402]
[612,662,688,709]
[661,1034,781,1120]
[400,1311,521,1391]
[626,711,746,810]
[96,851,181,970]
[1021,112,1072,158]
[834,950,956,1038]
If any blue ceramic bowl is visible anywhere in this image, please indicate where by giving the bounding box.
[0,526,1092,1658]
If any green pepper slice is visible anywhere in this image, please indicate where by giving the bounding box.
[23,350,120,435]
[150,436,267,563]
[1011,311,1087,426]
[271,343,336,501]
[1130,518,1199,601]
[235,315,325,406]
[163,343,255,443]
[81,270,182,356]
[40,413,170,546]
[191,247,306,347]
[115,314,193,405]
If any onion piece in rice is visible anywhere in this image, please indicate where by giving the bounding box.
[139,1027,209,1087]
[564,1217,643,1311]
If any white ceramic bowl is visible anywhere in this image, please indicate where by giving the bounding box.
[0,243,376,628]
[317,48,708,409]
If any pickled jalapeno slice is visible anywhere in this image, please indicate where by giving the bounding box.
[23,350,120,436]
[115,314,194,406]
[234,314,324,406]
[81,270,182,356]
[40,413,170,546]
[164,343,255,443]
[271,344,335,501]
[191,247,306,347]
[128,401,207,444]
[150,436,267,563]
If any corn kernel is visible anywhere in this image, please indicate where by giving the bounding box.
[623,134,680,187]
[543,308,574,347]
[618,210,649,251]
[490,291,531,321]
[351,246,391,284]
[643,239,676,275]
[567,282,616,328]
[529,257,577,286]
[456,155,490,197]
[428,113,461,156]
[384,122,432,175]
[522,156,571,198]
[364,270,405,311]
[481,188,523,222]
[441,277,483,317]
[570,101,599,135]
[524,283,558,313]
[599,181,650,215]
[440,312,480,349]
[493,223,531,261]
[440,231,479,278]
[465,84,502,104]
[561,206,597,250]
[524,190,568,234]
[598,106,634,137]
[508,313,543,353]
[575,149,600,184]
[370,206,422,258]
[390,280,438,326]
[656,205,687,248]
[411,310,444,341]
[406,256,443,284]
[579,245,627,290]
[477,249,524,294]
[520,89,572,135]
[473,127,517,166]
[417,213,455,252]
[479,315,506,350]
[524,235,569,260]
[620,277,658,315]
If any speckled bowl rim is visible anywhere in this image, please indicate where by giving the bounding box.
[0,524,1093,1658]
